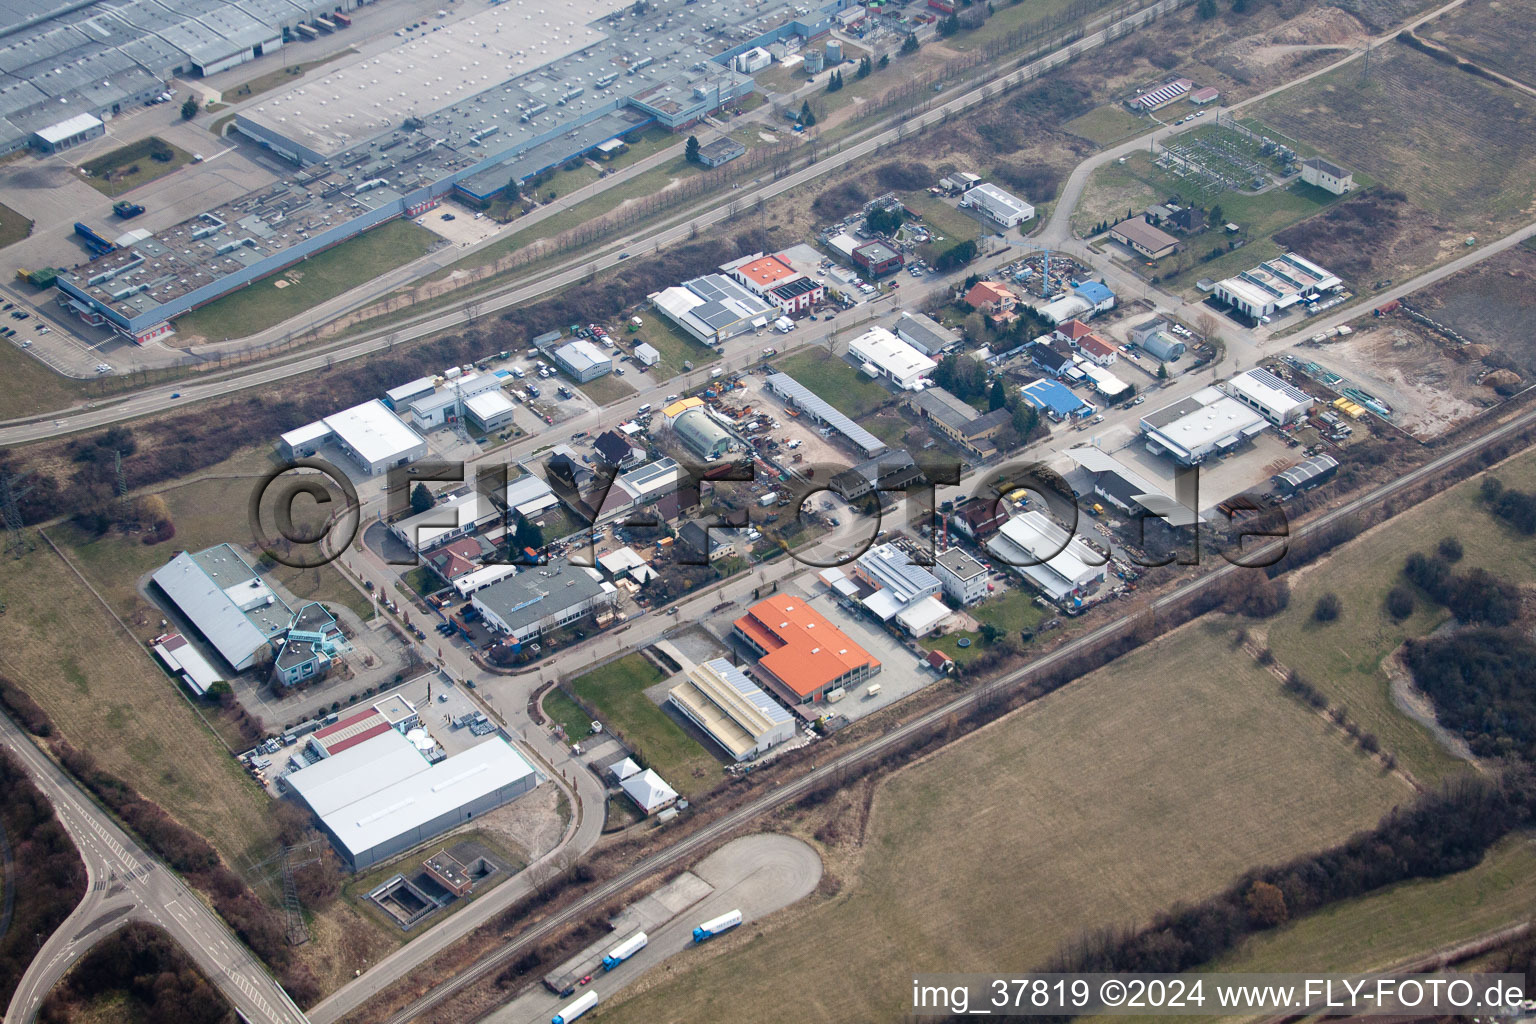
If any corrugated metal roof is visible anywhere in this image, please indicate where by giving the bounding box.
[150,550,275,671]
[765,372,885,457]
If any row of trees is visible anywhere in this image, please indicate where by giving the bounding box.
[0,748,87,1009]
[1033,771,1536,982]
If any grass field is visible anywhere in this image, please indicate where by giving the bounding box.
[49,452,371,626]
[79,138,194,197]
[175,220,436,342]
[903,194,982,247]
[0,341,81,418]
[0,200,33,249]
[1253,43,1536,233]
[542,686,592,743]
[1062,104,1150,147]
[602,620,1411,1023]
[924,587,1047,666]
[1264,446,1536,783]
[567,654,719,799]
[576,371,635,405]
[774,348,894,419]
[0,540,281,872]
[631,314,720,381]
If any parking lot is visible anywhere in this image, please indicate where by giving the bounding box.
[414,203,505,247]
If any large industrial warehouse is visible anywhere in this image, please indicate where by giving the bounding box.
[279,399,428,475]
[1139,386,1269,465]
[0,0,353,156]
[668,659,796,762]
[733,594,881,706]
[285,729,540,870]
[151,544,294,672]
[56,0,847,342]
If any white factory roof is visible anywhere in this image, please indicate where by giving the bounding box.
[1081,363,1129,396]
[1225,367,1313,419]
[987,510,1105,601]
[465,390,516,421]
[393,489,492,550]
[280,420,333,450]
[150,551,274,671]
[324,400,426,467]
[847,326,937,385]
[240,2,618,158]
[896,594,952,636]
[35,112,102,144]
[287,730,538,860]
[621,768,677,814]
[1037,294,1092,324]
[386,377,437,406]
[453,564,518,596]
[506,474,558,516]
[1141,387,1269,461]
[556,339,611,374]
[968,182,1035,221]
[857,543,941,605]
[597,546,647,575]
[151,634,225,695]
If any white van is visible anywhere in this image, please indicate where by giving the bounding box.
[637,403,653,415]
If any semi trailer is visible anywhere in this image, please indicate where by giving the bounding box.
[692,909,742,943]
[600,931,647,970]
[552,990,598,1024]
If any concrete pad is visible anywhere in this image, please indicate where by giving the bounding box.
[487,833,821,1024]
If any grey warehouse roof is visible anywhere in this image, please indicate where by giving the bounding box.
[765,372,885,457]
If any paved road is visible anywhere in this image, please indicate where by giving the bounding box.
[0,0,1193,447]
[374,371,1536,1024]
[302,547,610,1024]
[0,712,308,1024]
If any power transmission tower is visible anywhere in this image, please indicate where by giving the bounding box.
[0,469,33,557]
[1360,42,1372,85]
[279,845,316,946]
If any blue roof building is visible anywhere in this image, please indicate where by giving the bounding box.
[1020,379,1092,421]
[1073,280,1116,313]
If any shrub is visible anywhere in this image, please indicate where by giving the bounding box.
[1313,592,1342,623]
[1436,536,1464,562]
[1385,585,1415,621]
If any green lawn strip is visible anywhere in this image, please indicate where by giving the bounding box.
[925,588,1045,667]
[0,200,34,249]
[577,373,637,405]
[220,49,358,104]
[631,314,720,381]
[568,653,718,799]
[175,220,436,341]
[542,686,593,743]
[1062,104,1150,147]
[79,138,194,197]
